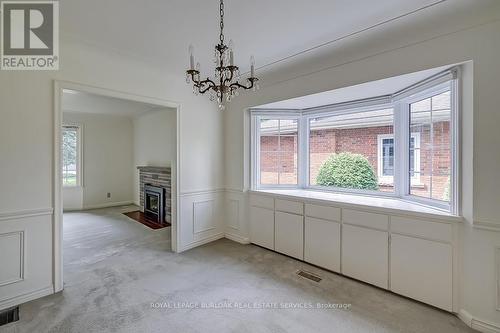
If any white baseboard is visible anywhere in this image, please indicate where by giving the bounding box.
[178,232,225,252]
[0,285,54,311]
[225,232,250,244]
[68,201,135,211]
[459,309,500,333]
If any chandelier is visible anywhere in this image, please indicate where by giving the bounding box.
[186,0,259,110]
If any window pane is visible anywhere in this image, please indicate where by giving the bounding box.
[409,89,451,202]
[309,108,394,192]
[62,127,78,186]
[259,118,298,185]
[382,138,394,176]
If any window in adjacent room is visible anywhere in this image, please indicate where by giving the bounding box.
[62,125,81,187]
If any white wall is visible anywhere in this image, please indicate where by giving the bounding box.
[224,18,500,330]
[0,37,225,309]
[62,112,134,210]
[133,109,177,205]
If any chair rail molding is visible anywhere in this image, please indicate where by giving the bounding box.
[474,219,500,232]
[0,208,54,222]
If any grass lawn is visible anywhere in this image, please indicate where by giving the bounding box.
[63,174,77,186]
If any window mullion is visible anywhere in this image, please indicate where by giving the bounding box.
[298,115,308,189]
[396,102,409,198]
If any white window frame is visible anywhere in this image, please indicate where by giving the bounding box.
[250,67,460,214]
[62,125,82,187]
[252,113,301,189]
[400,80,457,212]
[377,133,421,185]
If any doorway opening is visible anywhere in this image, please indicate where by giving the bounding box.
[53,81,180,293]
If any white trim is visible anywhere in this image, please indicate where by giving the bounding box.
[392,67,456,101]
[0,231,24,287]
[179,188,226,197]
[497,246,500,311]
[224,232,251,244]
[178,232,225,252]
[0,285,54,311]
[63,201,135,211]
[54,80,182,295]
[474,220,500,232]
[0,208,53,221]
[458,309,500,333]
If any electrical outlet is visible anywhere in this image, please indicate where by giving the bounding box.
[107,192,111,199]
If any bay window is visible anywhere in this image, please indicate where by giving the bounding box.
[251,68,459,213]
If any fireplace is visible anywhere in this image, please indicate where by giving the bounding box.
[144,184,165,224]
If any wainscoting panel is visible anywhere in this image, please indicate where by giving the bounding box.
[0,209,54,310]
[224,190,250,244]
[0,231,24,287]
[193,200,215,234]
[227,199,239,230]
[179,190,225,252]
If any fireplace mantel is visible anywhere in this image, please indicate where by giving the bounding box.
[137,166,171,173]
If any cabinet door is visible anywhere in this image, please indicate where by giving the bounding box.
[275,211,304,260]
[391,234,452,311]
[342,224,388,289]
[304,217,340,272]
[250,206,274,250]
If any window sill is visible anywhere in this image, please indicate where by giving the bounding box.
[250,189,462,223]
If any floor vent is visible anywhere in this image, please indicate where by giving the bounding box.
[297,270,322,283]
[0,306,19,326]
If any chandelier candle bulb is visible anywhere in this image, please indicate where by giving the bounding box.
[188,45,195,69]
[250,55,255,78]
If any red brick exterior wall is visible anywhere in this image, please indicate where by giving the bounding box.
[260,122,451,200]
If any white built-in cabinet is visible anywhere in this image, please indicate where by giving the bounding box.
[275,212,304,259]
[341,209,389,289]
[390,216,453,311]
[248,193,457,312]
[249,196,274,250]
[304,204,341,272]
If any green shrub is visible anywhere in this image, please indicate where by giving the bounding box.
[316,152,378,190]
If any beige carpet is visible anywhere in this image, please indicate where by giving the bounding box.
[0,206,474,333]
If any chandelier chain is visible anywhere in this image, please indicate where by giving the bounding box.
[219,0,224,44]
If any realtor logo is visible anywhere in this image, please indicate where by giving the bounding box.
[1,1,59,70]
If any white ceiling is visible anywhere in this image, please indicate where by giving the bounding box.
[255,65,450,109]
[60,0,498,77]
[62,90,163,117]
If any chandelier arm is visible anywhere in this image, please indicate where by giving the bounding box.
[230,79,255,90]
[198,78,217,94]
